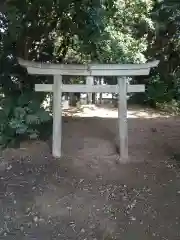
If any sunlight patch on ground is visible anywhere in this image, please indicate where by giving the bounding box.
[63,104,170,119]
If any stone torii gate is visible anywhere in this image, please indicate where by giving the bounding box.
[18,59,159,162]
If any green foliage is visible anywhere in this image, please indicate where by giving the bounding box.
[96,0,154,64]
[0,93,51,147]
[144,0,180,106]
[2,0,180,149]
[0,0,106,147]
[146,75,174,106]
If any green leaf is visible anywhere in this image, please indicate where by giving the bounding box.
[15,124,28,134]
[1,98,13,117]
[26,114,40,124]
[37,109,51,122]
[0,110,7,123]
[14,107,26,119]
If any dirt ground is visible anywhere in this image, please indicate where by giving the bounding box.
[1,105,180,239]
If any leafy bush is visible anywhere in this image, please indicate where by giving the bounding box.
[128,74,180,110]
[144,74,180,114]
[0,92,52,147]
[144,74,175,107]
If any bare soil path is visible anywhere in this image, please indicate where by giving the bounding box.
[0,105,180,239]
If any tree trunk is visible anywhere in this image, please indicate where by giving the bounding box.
[69,93,77,107]
[92,93,96,104]
[99,93,102,104]
[113,94,118,108]
[87,93,92,104]
[65,93,68,100]
[99,77,103,104]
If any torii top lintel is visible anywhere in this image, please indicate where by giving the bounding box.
[18,58,159,77]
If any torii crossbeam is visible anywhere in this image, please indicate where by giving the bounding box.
[18,58,159,163]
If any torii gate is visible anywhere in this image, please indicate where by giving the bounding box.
[18,59,159,163]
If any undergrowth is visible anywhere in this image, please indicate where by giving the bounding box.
[0,93,52,148]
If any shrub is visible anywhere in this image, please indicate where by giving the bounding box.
[0,92,52,147]
[146,75,174,106]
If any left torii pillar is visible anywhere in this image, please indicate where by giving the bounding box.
[53,75,62,158]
